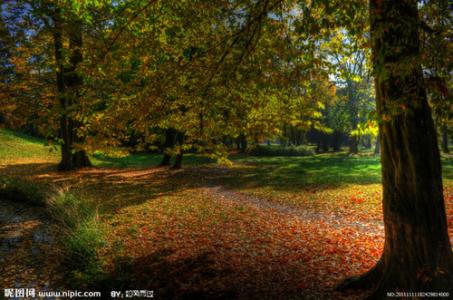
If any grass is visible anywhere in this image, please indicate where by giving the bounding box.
[91,151,214,168]
[0,129,59,164]
[0,128,214,168]
[229,154,382,187]
[1,128,452,299]
[0,170,106,288]
[47,191,106,286]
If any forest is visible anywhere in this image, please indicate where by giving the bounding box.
[0,0,452,299]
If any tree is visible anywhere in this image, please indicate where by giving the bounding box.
[338,0,453,297]
[52,8,91,170]
[328,31,374,154]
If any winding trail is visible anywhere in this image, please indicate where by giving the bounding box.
[203,185,384,235]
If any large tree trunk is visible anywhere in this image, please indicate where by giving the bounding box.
[67,22,91,169]
[54,13,90,171]
[338,0,453,298]
[53,13,72,171]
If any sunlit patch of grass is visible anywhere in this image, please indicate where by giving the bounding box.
[0,129,59,164]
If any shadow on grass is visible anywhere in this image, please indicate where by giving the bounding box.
[2,154,452,214]
[0,153,394,216]
[91,153,214,168]
[219,154,383,190]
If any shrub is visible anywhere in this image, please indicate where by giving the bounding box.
[248,145,314,157]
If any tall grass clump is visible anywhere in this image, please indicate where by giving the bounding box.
[47,190,106,286]
[0,176,107,286]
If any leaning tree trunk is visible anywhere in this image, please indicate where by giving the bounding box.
[338,0,453,298]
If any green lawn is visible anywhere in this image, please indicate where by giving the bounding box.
[1,127,453,186]
[0,129,59,163]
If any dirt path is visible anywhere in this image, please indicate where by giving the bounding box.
[204,186,384,235]
[0,199,63,294]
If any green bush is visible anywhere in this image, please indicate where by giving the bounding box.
[248,145,314,157]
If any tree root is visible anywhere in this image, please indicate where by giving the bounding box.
[336,259,383,292]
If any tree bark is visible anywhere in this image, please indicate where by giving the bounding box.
[53,12,90,171]
[53,11,71,171]
[348,79,359,155]
[238,133,247,153]
[171,132,184,169]
[338,0,453,298]
[159,129,175,167]
[67,22,91,169]
[349,135,358,154]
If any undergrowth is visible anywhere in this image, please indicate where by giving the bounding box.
[0,177,106,287]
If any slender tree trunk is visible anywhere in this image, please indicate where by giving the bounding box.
[348,80,359,154]
[238,134,247,153]
[374,134,380,155]
[349,135,358,154]
[159,129,175,167]
[442,126,449,153]
[171,132,184,169]
[338,0,453,297]
[364,135,372,149]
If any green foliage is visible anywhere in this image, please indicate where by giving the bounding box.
[47,191,106,286]
[248,145,315,157]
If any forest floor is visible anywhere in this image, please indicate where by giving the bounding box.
[1,129,453,299]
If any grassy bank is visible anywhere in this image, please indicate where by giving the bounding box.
[0,177,106,287]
